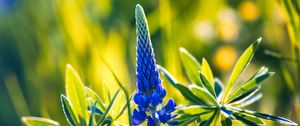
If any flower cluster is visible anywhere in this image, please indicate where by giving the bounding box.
[132,4,177,126]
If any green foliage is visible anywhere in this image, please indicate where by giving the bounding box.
[22,64,131,126]
[159,38,298,126]
[22,117,59,126]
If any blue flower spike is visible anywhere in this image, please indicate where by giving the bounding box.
[132,4,177,126]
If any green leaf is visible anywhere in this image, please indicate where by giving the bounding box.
[85,87,106,112]
[229,87,261,106]
[200,72,215,97]
[225,72,274,103]
[88,102,97,126]
[227,106,298,125]
[102,81,111,103]
[234,94,263,108]
[61,95,79,126]
[179,47,203,87]
[199,110,218,126]
[99,55,133,125]
[228,86,260,104]
[65,64,87,124]
[246,67,269,82]
[177,105,216,115]
[97,89,121,126]
[115,93,134,120]
[222,38,261,103]
[157,65,178,86]
[214,78,224,100]
[189,85,218,105]
[221,112,232,126]
[175,115,199,126]
[22,117,59,126]
[232,111,264,125]
[175,83,208,105]
[201,58,214,85]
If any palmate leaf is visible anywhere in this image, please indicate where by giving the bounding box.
[227,106,298,125]
[179,47,204,87]
[61,95,79,126]
[65,64,87,125]
[225,72,274,103]
[22,117,59,126]
[222,38,261,103]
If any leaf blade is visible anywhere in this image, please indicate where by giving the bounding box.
[222,38,261,103]
[65,64,87,124]
[179,47,203,87]
[61,95,79,126]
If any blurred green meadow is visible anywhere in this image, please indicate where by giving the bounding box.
[0,0,299,125]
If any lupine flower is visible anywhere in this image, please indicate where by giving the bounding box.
[132,4,177,126]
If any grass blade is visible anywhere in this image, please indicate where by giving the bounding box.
[97,89,121,126]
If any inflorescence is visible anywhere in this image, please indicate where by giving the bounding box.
[132,4,177,126]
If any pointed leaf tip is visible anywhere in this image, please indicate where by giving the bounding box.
[257,37,262,42]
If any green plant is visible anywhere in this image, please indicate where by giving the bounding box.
[22,64,131,126]
[159,38,298,125]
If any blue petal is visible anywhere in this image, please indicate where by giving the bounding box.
[132,109,147,125]
[158,113,172,123]
[164,99,176,113]
[147,116,156,126]
[134,93,150,107]
[150,92,162,106]
[160,88,166,98]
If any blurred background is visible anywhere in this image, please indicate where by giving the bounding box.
[0,0,299,125]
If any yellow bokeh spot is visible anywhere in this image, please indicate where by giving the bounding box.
[238,1,260,21]
[213,46,237,71]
